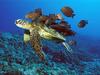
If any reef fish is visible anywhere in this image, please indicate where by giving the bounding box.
[51,25,75,36]
[25,8,42,21]
[50,21,75,36]
[78,20,88,28]
[61,6,75,18]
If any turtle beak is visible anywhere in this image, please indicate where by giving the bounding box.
[15,19,23,28]
[16,20,19,24]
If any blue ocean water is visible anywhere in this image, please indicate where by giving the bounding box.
[0,0,100,75]
[0,0,100,38]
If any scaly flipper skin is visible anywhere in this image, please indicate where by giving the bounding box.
[30,27,45,61]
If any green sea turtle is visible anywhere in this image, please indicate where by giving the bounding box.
[15,19,73,61]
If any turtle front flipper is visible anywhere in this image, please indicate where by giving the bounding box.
[24,30,30,43]
[30,28,45,61]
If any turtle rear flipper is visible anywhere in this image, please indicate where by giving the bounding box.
[62,42,73,53]
[30,28,45,61]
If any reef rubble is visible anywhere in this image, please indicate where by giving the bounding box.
[0,32,100,75]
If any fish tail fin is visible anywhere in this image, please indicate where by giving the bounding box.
[72,14,75,18]
[62,42,73,53]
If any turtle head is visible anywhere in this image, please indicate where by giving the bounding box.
[15,19,32,30]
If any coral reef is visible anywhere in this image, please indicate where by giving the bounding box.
[0,32,100,75]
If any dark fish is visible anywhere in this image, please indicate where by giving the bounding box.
[38,15,49,24]
[50,25,66,31]
[25,12,40,20]
[38,15,58,26]
[78,20,88,28]
[38,15,56,26]
[38,14,63,25]
[50,25,75,36]
[60,20,69,24]
[60,21,71,28]
[25,8,42,21]
[61,6,75,18]
[34,8,42,16]
[49,14,64,21]
[61,30,76,36]
[42,14,57,26]
[49,14,58,21]
[50,20,75,36]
